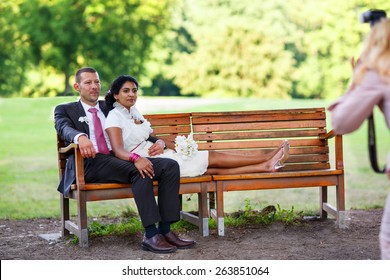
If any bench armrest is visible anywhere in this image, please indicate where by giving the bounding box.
[319,130,335,140]
[320,130,343,170]
[58,142,87,188]
[59,143,78,154]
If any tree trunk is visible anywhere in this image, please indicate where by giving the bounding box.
[63,71,72,95]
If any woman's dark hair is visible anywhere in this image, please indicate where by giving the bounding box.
[105,75,139,111]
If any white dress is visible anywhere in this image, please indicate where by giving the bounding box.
[104,103,208,177]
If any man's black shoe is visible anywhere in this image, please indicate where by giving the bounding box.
[142,234,177,254]
[163,231,196,249]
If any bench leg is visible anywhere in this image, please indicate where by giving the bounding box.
[208,191,217,224]
[199,185,210,236]
[209,191,215,210]
[77,191,88,248]
[198,197,209,237]
[335,175,347,228]
[179,194,183,210]
[320,186,328,220]
[179,184,210,236]
[60,194,70,237]
[320,175,347,228]
[336,210,349,229]
[216,182,225,236]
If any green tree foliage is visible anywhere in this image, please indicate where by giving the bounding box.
[7,0,175,96]
[164,0,390,99]
[78,0,175,93]
[166,0,295,98]
[286,0,369,99]
[17,0,85,95]
[1,0,390,98]
[0,1,28,96]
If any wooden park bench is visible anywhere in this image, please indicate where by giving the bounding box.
[57,107,345,246]
[191,107,345,236]
[57,113,214,248]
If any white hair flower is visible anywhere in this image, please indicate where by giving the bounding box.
[174,133,198,160]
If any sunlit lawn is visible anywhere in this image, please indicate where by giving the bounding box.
[0,96,389,219]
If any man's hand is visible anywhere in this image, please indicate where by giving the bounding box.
[134,157,154,179]
[148,140,165,156]
[78,135,97,158]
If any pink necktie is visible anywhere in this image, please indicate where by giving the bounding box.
[88,108,110,154]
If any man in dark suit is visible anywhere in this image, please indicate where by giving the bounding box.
[54,67,195,253]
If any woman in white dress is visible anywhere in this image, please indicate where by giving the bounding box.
[104,75,289,178]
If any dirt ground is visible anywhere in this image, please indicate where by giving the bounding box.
[0,209,383,260]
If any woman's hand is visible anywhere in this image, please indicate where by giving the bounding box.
[148,140,165,156]
[134,157,154,179]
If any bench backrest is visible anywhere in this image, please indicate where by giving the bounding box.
[144,112,192,146]
[191,108,330,171]
[57,109,330,176]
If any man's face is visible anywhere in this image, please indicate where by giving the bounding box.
[74,72,101,106]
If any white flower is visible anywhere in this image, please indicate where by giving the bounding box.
[174,133,198,160]
[78,116,89,124]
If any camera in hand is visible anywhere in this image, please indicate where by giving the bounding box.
[360,9,387,27]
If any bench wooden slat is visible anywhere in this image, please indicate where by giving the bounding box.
[152,126,191,135]
[197,139,328,151]
[216,175,339,191]
[73,175,213,191]
[287,154,329,163]
[289,146,329,154]
[212,169,342,180]
[191,107,325,118]
[192,120,326,133]
[198,138,327,147]
[281,162,331,171]
[194,129,327,141]
[192,112,326,124]
[145,112,191,122]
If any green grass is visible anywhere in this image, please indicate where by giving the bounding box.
[0,96,389,220]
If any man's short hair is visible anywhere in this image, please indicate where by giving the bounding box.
[75,67,97,83]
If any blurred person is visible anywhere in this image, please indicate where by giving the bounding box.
[328,18,390,259]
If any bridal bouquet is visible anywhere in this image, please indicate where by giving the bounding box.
[174,133,198,160]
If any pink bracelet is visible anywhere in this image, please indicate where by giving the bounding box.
[129,153,141,163]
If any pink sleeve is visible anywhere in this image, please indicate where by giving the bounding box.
[329,71,385,135]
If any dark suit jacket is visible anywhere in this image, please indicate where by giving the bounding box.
[54,100,108,197]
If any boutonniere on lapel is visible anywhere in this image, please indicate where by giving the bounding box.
[78,116,89,125]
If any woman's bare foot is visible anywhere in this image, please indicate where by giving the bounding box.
[267,140,289,160]
[266,140,289,172]
[279,141,290,165]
